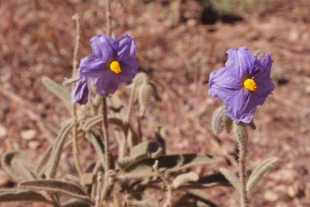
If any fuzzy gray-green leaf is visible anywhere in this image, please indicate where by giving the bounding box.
[130,141,163,159]
[42,76,71,112]
[176,172,230,189]
[36,122,74,178]
[246,157,279,192]
[45,121,73,179]
[1,151,36,181]
[62,199,91,207]
[20,180,93,204]
[119,154,220,179]
[219,168,240,191]
[0,189,52,204]
[118,141,163,169]
[172,172,199,189]
[87,131,106,170]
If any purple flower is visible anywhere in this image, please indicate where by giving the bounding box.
[72,33,138,104]
[208,47,274,123]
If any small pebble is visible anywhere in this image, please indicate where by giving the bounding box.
[264,190,279,202]
[20,129,37,140]
[28,140,41,149]
[0,124,7,138]
[0,170,11,187]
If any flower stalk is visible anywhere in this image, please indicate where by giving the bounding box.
[101,96,110,172]
[233,122,248,207]
[71,13,82,177]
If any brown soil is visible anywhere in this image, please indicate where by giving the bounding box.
[0,0,310,206]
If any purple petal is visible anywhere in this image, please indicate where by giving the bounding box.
[95,71,122,95]
[117,34,137,61]
[118,59,138,80]
[225,47,257,79]
[208,67,241,101]
[257,52,273,79]
[79,55,108,81]
[225,89,256,123]
[90,34,117,61]
[72,79,89,104]
[254,53,275,99]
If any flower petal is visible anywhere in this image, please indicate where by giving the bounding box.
[225,89,256,123]
[90,34,117,61]
[257,52,273,79]
[95,71,121,95]
[208,67,241,101]
[254,53,275,100]
[117,34,137,61]
[118,59,138,81]
[225,47,257,79]
[79,55,108,81]
[72,79,89,104]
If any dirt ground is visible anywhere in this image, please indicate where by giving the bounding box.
[0,0,310,206]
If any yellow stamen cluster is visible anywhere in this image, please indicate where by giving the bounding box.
[110,61,121,74]
[243,78,257,92]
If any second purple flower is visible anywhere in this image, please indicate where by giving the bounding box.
[208,47,275,123]
[72,33,138,104]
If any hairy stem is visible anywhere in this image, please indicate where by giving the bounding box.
[71,13,82,177]
[153,160,172,207]
[95,171,103,207]
[105,0,111,36]
[102,97,110,172]
[235,122,248,207]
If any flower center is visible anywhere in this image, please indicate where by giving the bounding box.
[109,61,121,74]
[243,78,257,92]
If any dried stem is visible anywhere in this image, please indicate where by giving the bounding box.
[105,0,111,36]
[153,160,173,207]
[95,171,103,207]
[101,97,111,172]
[71,13,82,177]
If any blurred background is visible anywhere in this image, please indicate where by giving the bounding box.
[0,0,309,206]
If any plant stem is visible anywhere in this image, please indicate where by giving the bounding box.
[235,122,248,207]
[95,171,103,207]
[105,0,111,36]
[101,96,110,172]
[71,13,82,177]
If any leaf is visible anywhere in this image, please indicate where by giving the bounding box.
[246,157,279,192]
[219,168,240,191]
[45,121,73,179]
[42,76,71,112]
[176,172,230,189]
[118,154,221,179]
[20,180,93,204]
[172,172,199,189]
[0,189,52,204]
[87,131,106,170]
[61,199,91,207]
[129,141,163,162]
[107,94,123,112]
[1,151,36,181]
[35,122,73,178]
[185,190,218,207]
